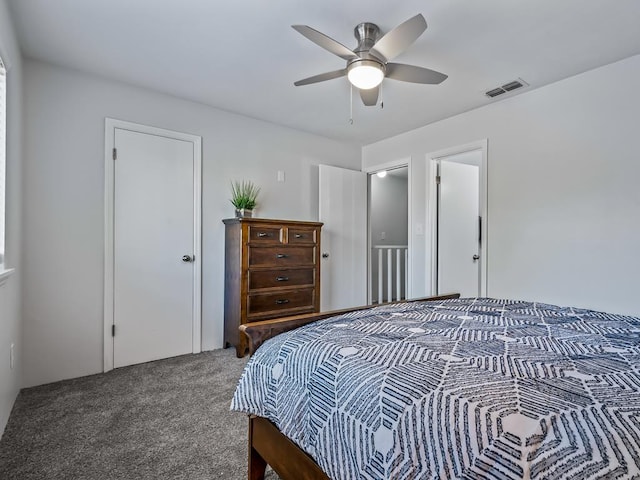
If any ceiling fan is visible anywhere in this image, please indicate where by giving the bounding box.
[292,14,448,106]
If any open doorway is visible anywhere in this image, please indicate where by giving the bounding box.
[368,166,409,304]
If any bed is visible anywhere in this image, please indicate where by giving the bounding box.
[231,295,640,479]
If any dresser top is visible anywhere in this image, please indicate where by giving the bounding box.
[222,217,323,227]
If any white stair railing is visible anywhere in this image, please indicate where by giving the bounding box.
[371,245,408,304]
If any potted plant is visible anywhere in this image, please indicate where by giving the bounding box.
[230,180,260,218]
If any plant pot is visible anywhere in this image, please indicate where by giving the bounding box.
[235,208,253,218]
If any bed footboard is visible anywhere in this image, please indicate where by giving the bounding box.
[240,293,460,356]
[249,416,330,480]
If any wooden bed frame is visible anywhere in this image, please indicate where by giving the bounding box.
[239,293,461,480]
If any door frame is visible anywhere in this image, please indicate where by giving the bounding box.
[427,140,488,297]
[103,118,202,372]
[363,158,411,302]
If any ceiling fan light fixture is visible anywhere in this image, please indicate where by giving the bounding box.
[292,14,447,105]
[347,60,384,90]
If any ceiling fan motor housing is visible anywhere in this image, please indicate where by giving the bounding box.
[349,22,385,80]
[354,23,380,52]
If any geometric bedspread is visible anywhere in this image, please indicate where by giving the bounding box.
[231,298,640,479]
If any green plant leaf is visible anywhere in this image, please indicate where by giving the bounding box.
[230,180,260,209]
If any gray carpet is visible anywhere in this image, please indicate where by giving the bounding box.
[0,348,278,479]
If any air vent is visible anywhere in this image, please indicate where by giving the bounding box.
[485,78,529,98]
[485,87,505,98]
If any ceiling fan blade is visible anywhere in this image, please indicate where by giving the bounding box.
[292,25,357,61]
[294,69,347,86]
[370,14,427,62]
[359,86,379,106]
[386,63,448,84]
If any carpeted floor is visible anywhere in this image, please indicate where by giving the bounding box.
[0,348,278,479]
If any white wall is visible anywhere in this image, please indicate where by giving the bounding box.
[0,0,23,433]
[364,55,640,317]
[22,60,360,387]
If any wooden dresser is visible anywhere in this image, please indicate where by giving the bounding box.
[223,218,323,357]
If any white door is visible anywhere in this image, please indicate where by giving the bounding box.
[437,158,480,297]
[110,124,201,368]
[319,165,367,311]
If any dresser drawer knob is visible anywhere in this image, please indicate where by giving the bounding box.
[257,232,271,238]
[275,299,290,305]
[276,253,288,259]
[294,234,304,238]
[276,276,289,282]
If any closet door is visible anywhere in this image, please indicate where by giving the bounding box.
[111,124,200,368]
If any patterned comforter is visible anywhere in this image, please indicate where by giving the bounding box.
[231,298,640,479]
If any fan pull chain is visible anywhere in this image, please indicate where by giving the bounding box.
[380,83,384,109]
[349,85,354,125]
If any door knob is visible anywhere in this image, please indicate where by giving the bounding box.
[472,255,480,261]
[182,255,193,262]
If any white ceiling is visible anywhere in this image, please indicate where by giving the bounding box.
[7,0,640,146]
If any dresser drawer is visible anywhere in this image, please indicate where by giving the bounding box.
[247,288,315,316]
[288,228,317,245]
[249,268,315,290]
[248,225,282,244]
[249,246,315,267]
